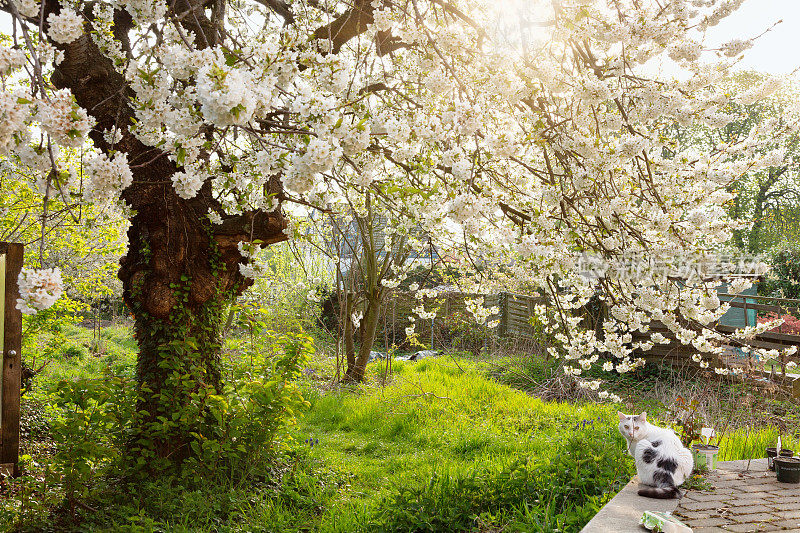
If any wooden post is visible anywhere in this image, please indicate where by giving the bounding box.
[499,293,509,337]
[743,298,748,327]
[0,242,23,478]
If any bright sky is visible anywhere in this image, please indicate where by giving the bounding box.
[707,0,800,75]
[0,0,798,74]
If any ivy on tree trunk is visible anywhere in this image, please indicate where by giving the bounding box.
[42,1,287,470]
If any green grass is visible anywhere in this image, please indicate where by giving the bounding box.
[26,322,138,392]
[282,358,632,531]
[718,427,800,461]
[8,324,636,532]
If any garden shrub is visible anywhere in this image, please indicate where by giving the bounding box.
[49,373,135,512]
[761,246,800,300]
[183,332,313,482]
[440,308,493,357]
[2,332,313,530]
[20,396,52,444]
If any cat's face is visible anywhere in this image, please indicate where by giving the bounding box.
[618,411,647,440]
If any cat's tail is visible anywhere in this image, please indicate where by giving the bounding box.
[637,483,681,499]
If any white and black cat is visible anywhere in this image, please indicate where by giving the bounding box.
[618,412,694,499]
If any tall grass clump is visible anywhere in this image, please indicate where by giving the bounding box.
[718,427,800,461]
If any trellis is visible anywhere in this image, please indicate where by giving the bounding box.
[0,242,23,478]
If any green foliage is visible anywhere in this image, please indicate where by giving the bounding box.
[439,308,493,356]
[292,359,631,532]
[682,468,713,491]
[49,374,135,509]
[26,323,137,391]
[22,295,86,379]
[2,322,314,531]
[672,395,703,447]
[238,240,331,334]
[2,157,126,382]
[761,245,800,300]
[183,332,313,482]
[128,317,313,480]
[718,427,800,462]
[6,321,639,532]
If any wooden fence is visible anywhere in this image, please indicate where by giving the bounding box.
[0,242,23,478]
[495,293,547,338]
[377,291,544,348]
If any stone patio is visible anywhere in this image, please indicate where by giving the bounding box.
[673,459,800,532]
[581,459,800,533]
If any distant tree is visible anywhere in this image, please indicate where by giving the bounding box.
[310,191,426,382]
[665,72,800,254]
[761,246,800,300]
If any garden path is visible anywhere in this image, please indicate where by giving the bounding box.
[675,458,800,532]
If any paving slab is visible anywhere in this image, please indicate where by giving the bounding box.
[580,476,681,533]
[674,459,800,532]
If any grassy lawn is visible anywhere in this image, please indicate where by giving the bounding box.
[5,322,798,532]
[289,358,631,531]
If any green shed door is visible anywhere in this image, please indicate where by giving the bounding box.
[718,282,758,328]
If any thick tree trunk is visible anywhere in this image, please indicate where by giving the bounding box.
[119,202,235,464]
[120,195,284,470]
[46,14,287,468]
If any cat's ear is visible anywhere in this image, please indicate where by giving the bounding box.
[637,412,647,422]
[618,411,627,421]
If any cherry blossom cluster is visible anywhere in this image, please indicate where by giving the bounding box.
[2,0,797,395]
[0,45,24,75]
[16,267,63,315]
[83,152,133,202]
[46,9,83,44]
[38,89,94,148]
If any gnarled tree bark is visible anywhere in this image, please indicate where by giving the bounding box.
[8,0,385,467]
[40,0,288,464]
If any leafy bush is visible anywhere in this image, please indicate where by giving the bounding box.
[183,332,313,482]
[61,342,88,359]
[439,309,493,356]
[49,374,135,512]
[761,246,800,299]
[2,331,313,530]
[20,396,52,444]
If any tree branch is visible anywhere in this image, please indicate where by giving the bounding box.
[253,0,294,24]
[312,0,379,53]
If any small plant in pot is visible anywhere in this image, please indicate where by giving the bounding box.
[673,396,701,448]
[766,436,795,472]
[691,427,722,471]
[672,396,723,471]
[775,456,800,483]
